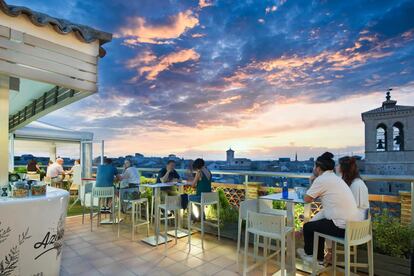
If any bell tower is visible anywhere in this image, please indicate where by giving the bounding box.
[361,89,414,194]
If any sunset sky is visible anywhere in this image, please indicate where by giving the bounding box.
[10,0,414,160]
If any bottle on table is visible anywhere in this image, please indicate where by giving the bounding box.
[282,177,289,199]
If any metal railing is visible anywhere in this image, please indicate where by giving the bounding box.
[136,167,414,227]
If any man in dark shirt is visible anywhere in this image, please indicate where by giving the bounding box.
[157,160,180,197]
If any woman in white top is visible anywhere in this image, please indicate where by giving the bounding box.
[337,156,370,220]
[297,152,361,264]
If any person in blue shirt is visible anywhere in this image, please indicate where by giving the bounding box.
[95,158,119,212]
[96,158,119,187]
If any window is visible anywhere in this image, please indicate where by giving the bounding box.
[393,122,404,151]
[376,124,387,151]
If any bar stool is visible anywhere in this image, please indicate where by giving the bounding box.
[237,199,287,263]
[157,195,181,254]
[130,198,150,240]
[243,211,292,276]
[81,180,95,224]
[311,218,374,276]
[90,186,116,231]
[188,192,220,251]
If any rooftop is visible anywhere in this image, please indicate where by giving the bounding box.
[0,0,112,56]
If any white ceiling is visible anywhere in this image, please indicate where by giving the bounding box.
[9,78,55,115]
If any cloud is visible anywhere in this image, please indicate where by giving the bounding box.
[128,49,200,80]
[117,10,199,44]
[224,30,413,90]
[199,0,213,9]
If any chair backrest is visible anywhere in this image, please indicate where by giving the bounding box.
[247,210,285,234]
[201,192,219,205]
[92,186,114,198]
[345,218,372,245]
[239,199,258,220]
[166,195,181,209]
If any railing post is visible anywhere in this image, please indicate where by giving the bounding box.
[244,174,249,200]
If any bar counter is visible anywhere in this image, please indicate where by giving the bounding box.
[0,187,69,276]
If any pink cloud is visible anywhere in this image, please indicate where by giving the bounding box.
[117,10,199,44]
[199,0,213,9]
[223,30,414,89]
[128,49,200,80]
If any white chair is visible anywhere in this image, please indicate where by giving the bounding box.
[237,199,287,262]
[90,186,116,231]
[311,218,374,276]
[157,195,181,254]
[188,192,220,251]
[81,180,97,224]
[126,198,150,240]
[243,211,293,276]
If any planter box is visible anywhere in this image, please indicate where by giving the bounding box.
[337,249,411,276]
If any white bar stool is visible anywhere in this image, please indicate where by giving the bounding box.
[243,211,292,276]
[187,192,220,252]
[130,198,150,240]
[311,218,374,276]
[157,195,181,254]
[237,199,287,263]
[90,186,115,231]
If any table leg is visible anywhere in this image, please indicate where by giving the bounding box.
[286,201,296,276]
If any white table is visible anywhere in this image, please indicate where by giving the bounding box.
[140,183,175,246]
[260,192,312,276]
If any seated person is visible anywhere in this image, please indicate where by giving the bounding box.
[118,160,140,188]
[27,159,40,173]
[189,158,212,202]
[157,160,180,197]
[297,152,361,266]
[96,158,119,187]
[96,158,119,212]
[67,159,82,191]
[46,158,65,187]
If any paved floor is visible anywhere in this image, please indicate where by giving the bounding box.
[61,215,343,275]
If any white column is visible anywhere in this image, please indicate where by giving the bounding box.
[0,75,9,186]
[81,141,93,178]
[49,143,57,162]
[101,140,104,165]
[8,133,14,172]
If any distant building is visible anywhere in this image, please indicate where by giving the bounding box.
[226,148,235,163]
[278,157,291,162]
[362,90,414,194]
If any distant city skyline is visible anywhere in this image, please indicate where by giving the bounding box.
[9,0,414,160]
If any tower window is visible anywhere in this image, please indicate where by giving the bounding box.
[393,122,404,151]
[376,124,387,151]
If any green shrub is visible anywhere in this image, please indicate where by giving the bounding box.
[14,167,27,174]
[267,187,304,231]
[140,176,156,184]
[207,188,239,225]
[372,209,414,258]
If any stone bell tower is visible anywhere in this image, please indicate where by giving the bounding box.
[361,89,414,194]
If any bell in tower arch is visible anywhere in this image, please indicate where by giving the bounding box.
[377,139,384,150]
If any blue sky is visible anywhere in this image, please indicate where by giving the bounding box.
[9,0,414,160]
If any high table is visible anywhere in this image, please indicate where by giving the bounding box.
[260,192,312,276]
[0,187,69,276]
[140,183,174,246]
